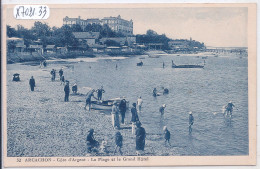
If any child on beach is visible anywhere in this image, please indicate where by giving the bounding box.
[114,131,123,155]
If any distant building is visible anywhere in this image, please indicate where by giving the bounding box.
[101,15,133,35]
[7,37,26,52]
[72,32,100,45]
[100,37,136,46]
[63,15,133,35]
[168,40,189,51]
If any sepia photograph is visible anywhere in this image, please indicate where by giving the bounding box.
[2,2,257,167]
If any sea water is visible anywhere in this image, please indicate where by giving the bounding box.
[64,53,248,156]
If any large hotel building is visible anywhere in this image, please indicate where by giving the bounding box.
[63,15,133,35]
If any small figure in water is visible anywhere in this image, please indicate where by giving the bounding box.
[159,104,166,116]
[86,129,99,153]
[116,64,118,70]
[163,126,171,146]
[163,62,165,68]
[162,87,169,95]
[84,89,95,110]
[114,131,123,155]
[153,88,157,97]
[189,111,194,133]
[64,81,70,102]
[97,86,105,100]
[224,101,235,117]
[29,76,36,91]
[72,83,78,94]
[137,96,143,113]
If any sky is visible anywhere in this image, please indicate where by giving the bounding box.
[6,7,248,47]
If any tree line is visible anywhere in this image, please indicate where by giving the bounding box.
[7,21,126,49]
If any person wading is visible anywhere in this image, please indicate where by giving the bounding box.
[64,81,70,102]
[29,76,36,91]
[225,101,235,117]
[137,96,143,113]
[159,104,166,116]
[163,126,171,146]
[189,111,194,133]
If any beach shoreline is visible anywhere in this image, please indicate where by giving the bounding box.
[6,60,180,157]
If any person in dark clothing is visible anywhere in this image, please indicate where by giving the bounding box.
[64,81,70,102]
[59,68,63,80]
[131,103,139,135]
[86,129,99,153]
[50,69,56,81]
[153,88,157,97]
[43,60,47,67]
[114,131,123,155]
[225,101,235,117]
[119,99,127,124]
[135,121,146,155]
[72,83,78,93]
[189,111,194,133]
[29,76,36,91]
[163,126,171,146]
[84,89,95,110]
[97,86,105,100]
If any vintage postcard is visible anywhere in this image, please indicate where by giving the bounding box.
[2,3,257,167]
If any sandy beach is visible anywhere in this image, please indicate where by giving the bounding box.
[7,60,179,157]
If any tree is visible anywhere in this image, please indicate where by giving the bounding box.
[53,25,79,47]
[146,29,158,36]
[7,25,17,37]
[31,21,51,37]
[71,24,83,32]
[7,40,16,53]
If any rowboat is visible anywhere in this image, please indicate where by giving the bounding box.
[172,61,204,68]
[172,64,204,68]
[91,98,129,111]
[137,61,143,66]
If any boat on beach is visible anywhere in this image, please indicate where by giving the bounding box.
[91,98,129,111]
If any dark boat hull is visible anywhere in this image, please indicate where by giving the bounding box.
[172,65,204,68]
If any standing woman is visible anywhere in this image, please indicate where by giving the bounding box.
[131,103,139,135]
[111,101,120,129]
[135,121,146,155]
[29,76,36,91]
